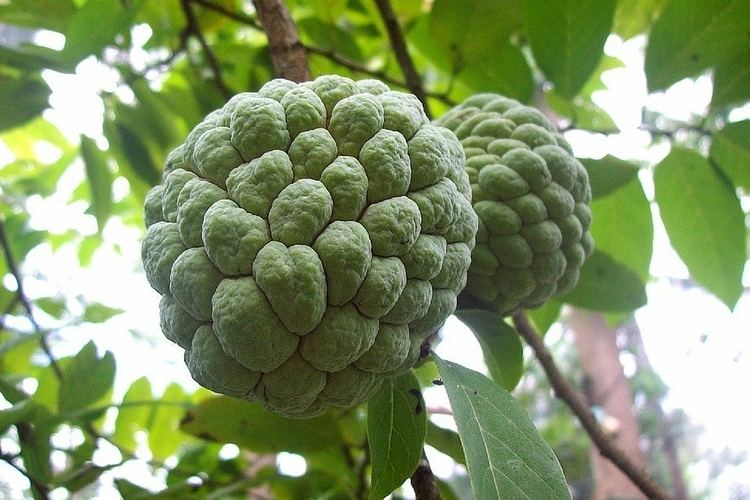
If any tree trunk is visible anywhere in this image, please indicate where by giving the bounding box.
[570,309,648,500]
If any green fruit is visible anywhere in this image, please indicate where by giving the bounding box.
[436,94,594,315]
[141,76,478,418]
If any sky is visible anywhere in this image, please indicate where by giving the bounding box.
[1,27,749,499]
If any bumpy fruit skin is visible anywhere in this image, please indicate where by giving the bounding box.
[141,76,478,418]
[435,94,594,316]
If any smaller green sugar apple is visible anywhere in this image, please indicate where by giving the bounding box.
[141,76,478,418]
[435,94,594,316]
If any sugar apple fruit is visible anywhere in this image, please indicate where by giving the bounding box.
[435,94,594,316]
[141,76,478,418]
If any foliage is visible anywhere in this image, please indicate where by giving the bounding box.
[0,0,747,499]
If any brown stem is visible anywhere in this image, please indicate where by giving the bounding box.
[410,450,442,500]
[305,45,405,87]
[181,0,231,99]
[0,220,63,380]
[0,448,49,499]
[372,0,431,117]
[252,0,311,83]
[511,311,672,500]
[181,0,457,106]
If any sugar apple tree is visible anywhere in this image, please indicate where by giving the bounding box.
[436,94,595,316]
[141,75,478,418]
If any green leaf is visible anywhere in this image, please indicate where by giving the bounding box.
[644,0,750,92]
[0,0,75,32]
[437,477,463,500]
[545,54,623,132]
[429,0,521,67]
[111,122,162,187]
[0,331,42,375]
[115,478,152,499]
[0,374,29,404]
[433,356,571,500]
[18,418,54,485]
[130,79,189,148]
[589,177,653,280]
[136,0,186,48]
[562,249,647,312]
[149,383,189,460]
[367,370,427,500]
[524,0,616,98]
[545,91,616,132]
[32,362,65,411]
[61,0,144,62]
[58,341,116,413]
[0,400,35,435]
[298,17,363,61]
[113,377,153,451]
[80,136,113,233]
[181,396,341,454]
[35,297,67,319]
[613,0,665,39]
[426,420,466,465]
[54,463,113,493]
[454,310,523,391]
[2,212,46,263]
[306,0,349,24]
[12,404,56,487]
[580,155,640,199]
[0,75,50,132]
[0,44,74,74]
[526,299,563,336]
[711,51,750,109]
[77,234,102,267]
[710,120,750,191]
[83,303,124,323]
[654,147,746,308]
[454,43,534,103]
[0,115,71,159]
[413,358,440,388]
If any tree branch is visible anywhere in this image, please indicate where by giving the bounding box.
[410,450,442,500]
[181,0,231,99]
[305,46,455,106]
[252,0,311,83]
[372,0,431,117]
[0,451,50,499]
[511,312,672,500]
[0,220,63,380]
[182,0,456,106]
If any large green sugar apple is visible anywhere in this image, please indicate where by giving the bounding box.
[435,94,594,316]
[141,76,478,418]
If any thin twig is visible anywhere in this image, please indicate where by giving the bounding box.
[124,30,189,86]
[305,45,404,87]
[190,0,262,29]
[181,0,232,99]
[410,450,441,500]
[0,451,50,499]
[511,312,672,500]
[181,0,456,106]
[0,220,63,380]
[372,0,431,117]
[252,0,311,82]
[304,45,455,105]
